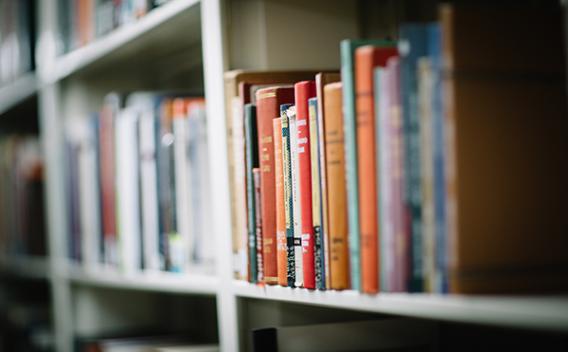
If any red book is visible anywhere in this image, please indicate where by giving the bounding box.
[355,45,398,294]
[256,86,295,284]
[295,81,317,289]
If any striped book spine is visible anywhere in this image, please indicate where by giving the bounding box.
[273,117,287,286]
[280,104,295,287]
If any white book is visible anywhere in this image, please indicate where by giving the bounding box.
[173,105,191,273]
[132,94,161,272]
[288,106,303,287]
[115,107,142,274]
[77,117,102,270]
[188,102,214,271]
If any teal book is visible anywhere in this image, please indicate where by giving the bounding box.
[280,103,296,287]
[340,39,396,291]
[244,104,259,282]
[399,24,430,292]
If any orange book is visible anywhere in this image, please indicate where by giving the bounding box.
[273,117,287,286]
[324,82,349,290]
[355,45,398,294]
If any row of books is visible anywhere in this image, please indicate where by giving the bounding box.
[0,0,35,87]
[227,4,568,294]
[65,92,214,274]
[0,136,46,258]
[78,334,217,352]
[58,0,172,53]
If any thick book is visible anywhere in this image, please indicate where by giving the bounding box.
[244,104,259,283]
[288,105,304,288]
[115,106,142,274]
[224,70,321,280]
[99,93,121,266]
[440,4,568,293]
[324,82,349,290]
[280,105,296,287]
[273,117,287,286]
[340,39,395,291]
[315,72,341,289]
[255,86,295,284]
[355,45,398,294]
[253,167,263,282]
[399,23,430,292]
[308,97,325,290]
[295,81,317,289]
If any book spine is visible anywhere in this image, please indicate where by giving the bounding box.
[356,47,379,294]
[232,96,249,280]
[281,112,296,287]
[400,25,429,292]
[340,40,362,291]
[139,105,160,271]
[244,104,259,283]
[289,108,304,287]
[295,81,317,290]
[273,117,287,286]
[324,82,350,290]
[253,167,264,282]
[309,97,325,290]
[375,68,392,292]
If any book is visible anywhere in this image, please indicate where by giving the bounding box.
[244,104,259,282]
[288,105,304,288]
[273,117,287,286]
[295,80,317,289]
[308,97,325,290]
[280,105,296,287]
[399,23,430,292]
[115,105,142,273]
[99,93,121,266]
[355,45,398,294]
[340,39,395,291]
[255,86,295,284]
[440,4,568,293]
[315,72,341,289]
[324,82,349,290]
[223,70,321,280]
[253,167,263,282]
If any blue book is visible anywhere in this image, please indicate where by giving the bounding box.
[399,24,430,292]
[244,104,259,282]
[341,39,395,290]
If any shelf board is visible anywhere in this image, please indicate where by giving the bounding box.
[0,255,49,280]
[233,281,568,332]
[67,263,218,296]
[50,0,201,82]
[0,73,38,115]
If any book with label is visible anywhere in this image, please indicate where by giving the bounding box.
[355,45,398,294]
[340,39,395,291]
[295,80,317,289]
[315,72,341,289]
[253,167,263,282]
[273,117,287,286]
[288,105,304,288]
[324,82,349,290]
[280,105,296,287]
[255,86,295,284]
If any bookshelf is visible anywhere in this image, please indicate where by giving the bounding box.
[0,0,566,351]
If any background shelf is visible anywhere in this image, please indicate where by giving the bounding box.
[0,255,49,280]
[0,73,38,116]
[67,263,218,296]
[233,281,568,333]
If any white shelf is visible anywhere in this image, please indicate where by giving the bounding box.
[67,263,218,296]
[0,255,49,280]
[50,0,201,82]
[0,73,38,115]
[233,281,568,333]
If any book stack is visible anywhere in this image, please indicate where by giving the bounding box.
[0,136,45,258]
[227,3,568,294]
[57,0,173,53]
[0,0,35,86]
[65,92,214,275]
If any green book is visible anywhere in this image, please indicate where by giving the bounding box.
[340,39,396,291]
[244,104,259,282]
[281,104,295,287]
